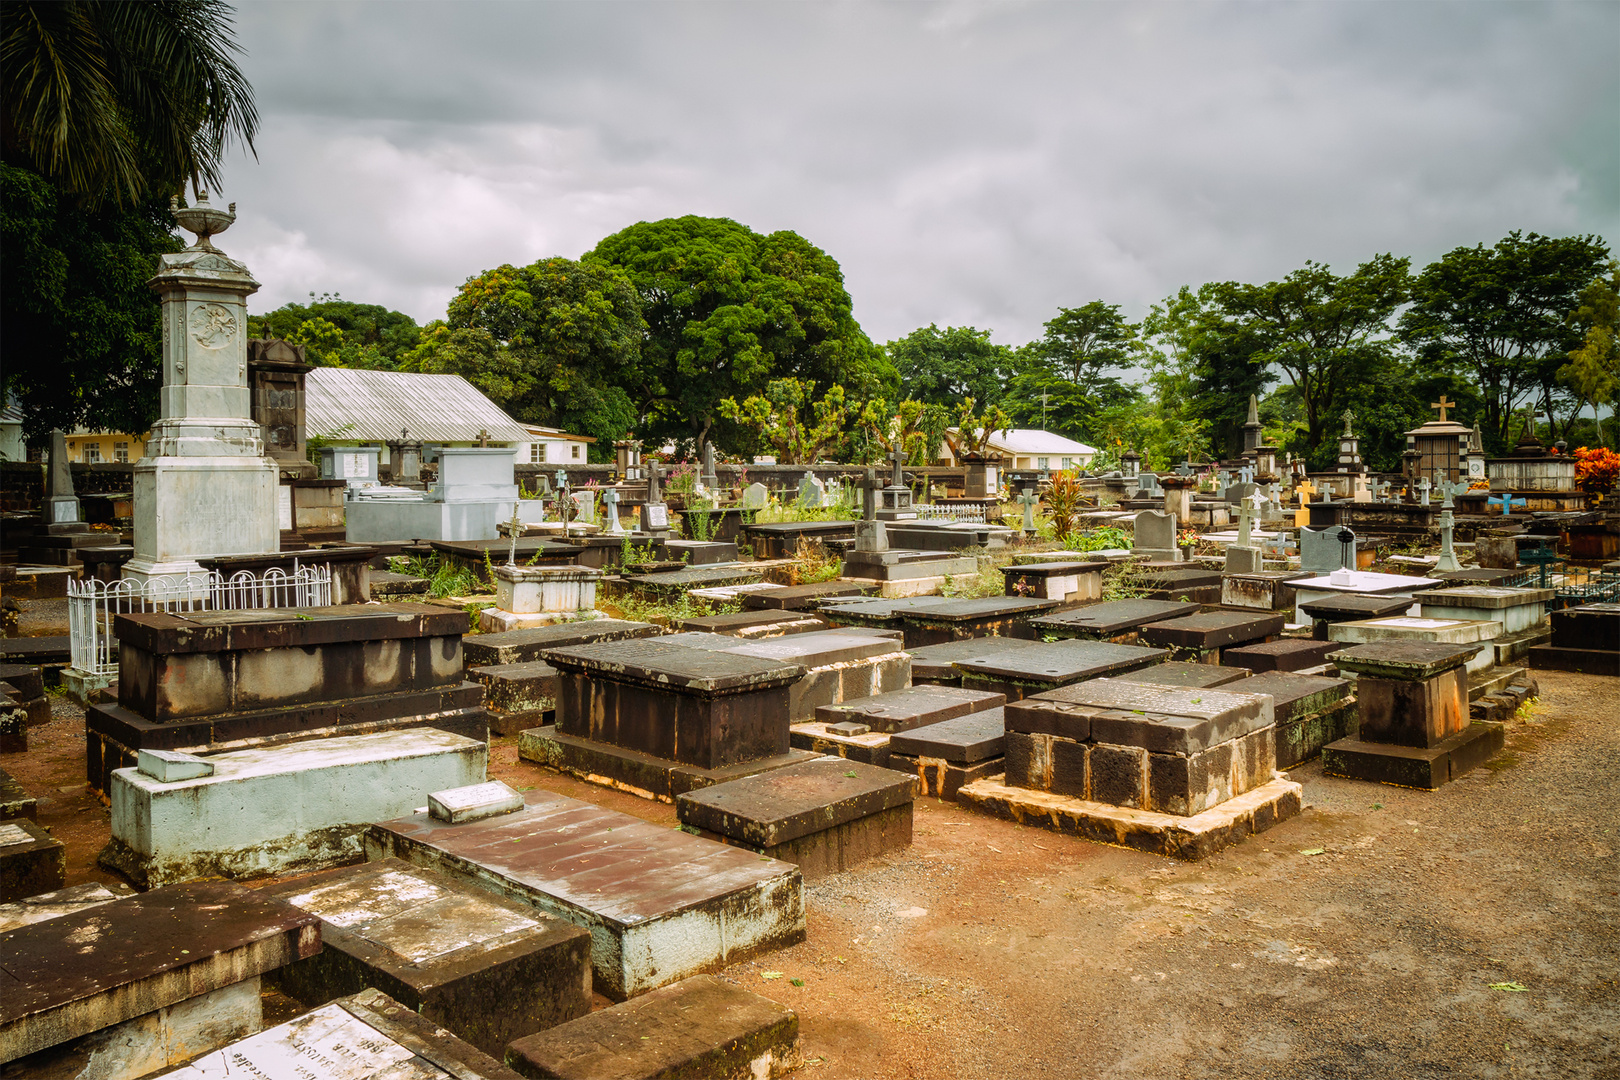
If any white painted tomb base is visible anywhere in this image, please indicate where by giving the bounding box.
[1328,616,1500,674]
[103,729,486,886]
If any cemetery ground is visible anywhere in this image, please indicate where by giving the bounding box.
[11,666,1615,1079]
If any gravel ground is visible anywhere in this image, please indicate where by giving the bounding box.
[9,663,1615,1079]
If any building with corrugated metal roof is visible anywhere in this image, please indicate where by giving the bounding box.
[305,368,591,466]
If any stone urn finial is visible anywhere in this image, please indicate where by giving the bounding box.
[169,190,237,251]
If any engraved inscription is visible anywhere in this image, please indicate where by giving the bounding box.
[189,302,237,350]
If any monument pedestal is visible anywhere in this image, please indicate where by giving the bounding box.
[125,454,278,587]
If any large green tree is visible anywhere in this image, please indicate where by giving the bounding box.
[249,295,422,369]
[1559,261,1619,447]
[404,257,646,458]
[587,217,893,456]
[1006,302,1139,443]
[1,0,257,441]
[1402,232,1612,448]
[1208,254,1410,455]
[887,324,1014,409]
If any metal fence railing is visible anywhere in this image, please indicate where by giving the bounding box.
[67,565,332,677]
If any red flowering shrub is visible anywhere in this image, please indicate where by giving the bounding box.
[1573,447,1620,493]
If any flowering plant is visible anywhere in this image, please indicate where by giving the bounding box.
[1573,447,1620,494]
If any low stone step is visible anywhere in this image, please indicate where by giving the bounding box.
[674,609,828,638]
[470,661,560,735]
[1222,638,1343,673]
[0,818,64,901]
[505,975,799,1080]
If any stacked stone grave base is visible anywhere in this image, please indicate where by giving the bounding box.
[85,603,491,796]
[790,684,1004,770]
[958,677,1301,860]
[1027,599,1201,644]
[1322,642,1505,789]
[366,788,805,1001]
[1528,602,1619,677]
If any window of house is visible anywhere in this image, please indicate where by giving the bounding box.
[114,442,130,462]
[1061,457,1072,469]
[571,444,581,460]
[84,444,102,463]
[532,444,547,463]
[1037,456,1049,470]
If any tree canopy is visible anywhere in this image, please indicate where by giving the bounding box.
[248,295,422,369]
[586,216,894,456]
[885,324,1015,408]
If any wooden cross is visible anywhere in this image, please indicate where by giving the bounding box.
[1430,395,1454,423]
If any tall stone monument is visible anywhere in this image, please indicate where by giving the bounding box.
[125,193,278,587]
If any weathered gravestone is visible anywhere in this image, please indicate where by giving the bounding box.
[740,482,769,510]
[1132,510,1181,562]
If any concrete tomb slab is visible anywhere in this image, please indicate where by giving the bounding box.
[1221,638,1345,673]
[905,636,1039,686]
[162,989,524,1080]
[0,768,37,823]
[676,757,917,879]
[1027,599,1201,643]
[1221,571,1308,613]
[1323,641,1501,789]
[1138,611,1285,658]
[1000,560,1108,604]
[1327,616,1499,674]
[461,620,659,668]
[662,629,913,722]
[265,859,591,1057]
[674,609,829,639]
[0,818,65,902]
[787,721,896,768]
[102,728,487,887]
[817,595,958,633]
[0,879,320,1069]
[505,974,799,1080]
[814,685,1004,733]
[1290,571,1442,625]
[893,595,1063,648]
[1418,586,1553,635]
[956,639,1171,701]
[1111,661,1253,690]
[886,706,1007,802]
[429,780,524,824]
[1528,602,1620,676]
[367,789,805,1000]
[740,580,875,610]
[1298,594,1413,640]
[0,883,124,934]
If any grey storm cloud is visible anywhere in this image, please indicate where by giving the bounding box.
[217,0,1619,345]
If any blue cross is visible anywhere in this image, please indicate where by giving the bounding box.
[1486,493,1526,516]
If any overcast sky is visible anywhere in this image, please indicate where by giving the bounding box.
[217,1,1618,346]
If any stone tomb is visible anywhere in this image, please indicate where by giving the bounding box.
[162,988,523,1080]
[1327,617,1499,675]
[675,608,829,639]
[1027,599,1201,644]
[0,883,126,934]
[265,858,591,1057]
[1235,671,1356,769]
[892,595,1063,648]
[741,580,875,610]
[1528,602,1620,677]
[676,757,918,879]
[817,595,957,636]
[905,636,1039,687]
[1136,567,1223,605]
[1000,559,1108,604]
[1111,662,1252,690]
[1323,641,1504,789]
[0,819,65,902]
[101,729,486,887]
[954,639,1171,701]
[1290,571,1441,626]
[367,789,805,1000]
[520,638,819,801]
[86,604,488,797]
[1298,594,1413,641]
[790,685,1004,767]
[1221,571,1307,614]
[1222,638,1344,674]
[888,707,1008,801]
[460,618,658,668]
[661,629,913,723]
[960,678,1300,860]
[1137,611,1285,664]
[470,660,561,736]
[0,880,320,1077]
[506,975,800,1080]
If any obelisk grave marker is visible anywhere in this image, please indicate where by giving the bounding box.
[125,193,278,587]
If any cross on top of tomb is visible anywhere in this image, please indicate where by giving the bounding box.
[1430,395,1454,423]
[1438,477,1470,509]
[505,505,522,565]
[1341,409,1356,437]
[477,429,489,446]
[1245,488,1267,515]
[887,448,907,487]
[1417,477,1432,502]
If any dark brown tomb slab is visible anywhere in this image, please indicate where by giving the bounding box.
[471,661,560,735]
[1027,599,1201,643]
[886,704,1011,800]
[265,859,592,1057]
[741,580,876,610]
[504,975,799,1080]
[906,636,1040,686]
[1298,594,1413,641]
[814,685,1004,733]
[894,596,1063,648]
[1528,602,1619,677]
[1222,638,1344,673]
[675,757,916,879]
[1138,611,1285,659]
[1111,662,1253,690]
[955,639,1170,701]
[0,819,64,902]
[461,619,660,667]
[1234,671,1356,768]
[674,608,829,638]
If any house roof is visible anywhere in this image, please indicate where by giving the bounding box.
[978,429,1098,456]
[523,425,594,444]
[306,368,535,444]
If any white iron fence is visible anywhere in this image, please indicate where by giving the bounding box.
[68,565,332,677]
[915,504,987,524]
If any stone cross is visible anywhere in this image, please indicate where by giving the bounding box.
[887,448,907,487]
[1266,481,1282,512]
[1434,508,1461,573]
[1341,409,1356,437]
[1417,477,1432,504]
[1438,477,1469,509]
[477,429,489,447]
[1375,480,1392,502]
[505,505,522,566]
[647,460,662,503]
[1430,395,1454,424]
[1239,465,1256,485]
[602,487,622,534]
[1236,492,1262,547]
[862,467,878,521]
[1017,489,1040,534]
[554,468,571,540]
[1487,493,1526,516]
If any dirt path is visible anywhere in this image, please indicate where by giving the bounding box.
[9,671,1615,1079]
